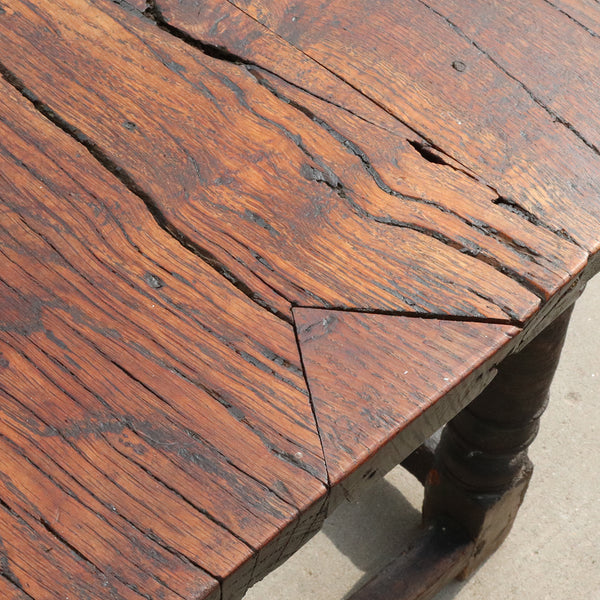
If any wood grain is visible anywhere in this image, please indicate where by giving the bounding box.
[249,68,587,302]
[295,308,519,486]
[155,0,594,301]
[546,0,600,37]
[427,0,600,151]
[1,0,600,598]
[0,76,327,599]
[188,0,600,252]
[0,0,584,322]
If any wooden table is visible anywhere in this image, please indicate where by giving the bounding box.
[1,1,599,598]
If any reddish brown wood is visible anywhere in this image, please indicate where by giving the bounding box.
[1,0,594,323]
[427,0,600,151]
[0,77,327,599]
[294,310,518,488]
[156,0,591,306]
[169,0,600,252]
[248,68,587,304]
[0,0,599,599]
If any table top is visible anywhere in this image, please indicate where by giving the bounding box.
[1,0,599,598]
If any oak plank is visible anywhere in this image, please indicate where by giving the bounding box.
[206,0,600,253]
[547,0,600,36]
[427,0,600,151]
[0,76,328,597]
[0,500,157,600]
[0,576,33,600]
[1,1,598,598]
[0,0,557,321]
[295,308,519,486]
[249,68,587,302]
[0,426,217,600]
[156,0,591,302]
[152,0,410,131]
[0,77,326,494]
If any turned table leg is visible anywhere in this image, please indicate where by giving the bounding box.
[351,304,575,600]
[423,304,575,578]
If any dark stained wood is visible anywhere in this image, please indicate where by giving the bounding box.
[294,309,519,486]
[1,0,590,322]
[424,305,575,578]
[173,0,600,252]
[0,77,328,599]
[401,434,439,486]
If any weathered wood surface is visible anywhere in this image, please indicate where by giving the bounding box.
[1,0,596,323]
[158,0,600,252]
[0,77,327,600]
[294,309,518,486]
[547,0,600,37]
[0,0,599,598]
[426,0,600,151]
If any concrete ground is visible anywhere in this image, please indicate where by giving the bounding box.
[244,275,600,600]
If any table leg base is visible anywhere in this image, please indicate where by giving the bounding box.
[424,460,532,580]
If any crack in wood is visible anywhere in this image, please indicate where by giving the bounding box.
[105,0,582,311]
[417,0,600,157]
[259,105,548,309]
[291,305,521,327]
[245,69,572,299]
[291,319,330,487]
[144,0,392,137]
[201,65,528,314]
[492,196,582,247]
[541,0,600,38]
[118,0,593,264]
[147,0,486,175]
[0,63,293,325]
[407,139,455,167]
